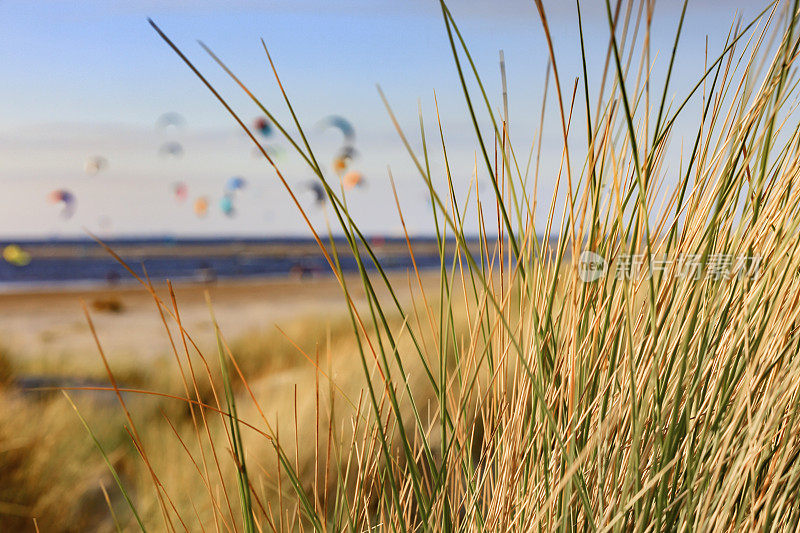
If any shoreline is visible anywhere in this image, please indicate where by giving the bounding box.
[0,271,340,296]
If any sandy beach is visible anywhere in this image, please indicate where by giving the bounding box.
[0,272,427,376]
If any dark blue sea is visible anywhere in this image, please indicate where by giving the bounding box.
[0,236,453,289]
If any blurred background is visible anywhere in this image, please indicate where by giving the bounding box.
[0,0,760,240]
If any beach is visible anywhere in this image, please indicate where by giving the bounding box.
[0,272,428,379]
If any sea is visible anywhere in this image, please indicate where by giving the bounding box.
[0,236,460,290]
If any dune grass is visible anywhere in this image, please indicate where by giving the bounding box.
[0,308,378,531]
[140,0,800,529]
[6,0,800,530]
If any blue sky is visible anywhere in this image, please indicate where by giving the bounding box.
[0,0,765,238]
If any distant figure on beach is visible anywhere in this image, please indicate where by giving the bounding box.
[105,270,121,285]
[196,261,217,284]
[290,262,320,279]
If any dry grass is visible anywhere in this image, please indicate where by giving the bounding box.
[0,309,387,530]
[6,0,800,531]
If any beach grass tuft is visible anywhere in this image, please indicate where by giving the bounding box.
[5,0,800,530]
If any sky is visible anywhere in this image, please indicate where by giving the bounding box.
[0,0,767,239]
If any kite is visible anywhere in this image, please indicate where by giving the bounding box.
[84,156,108,176]
[220,195,235,217]
[225,176,247,193]
[305,181,326,206]
[193,196,209,217]
[156,112,186,130]
[342,170,365,191]
[48,189,76,219]
[318,115,355,144]
[159,141,184,158]
[253,116,272,137]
